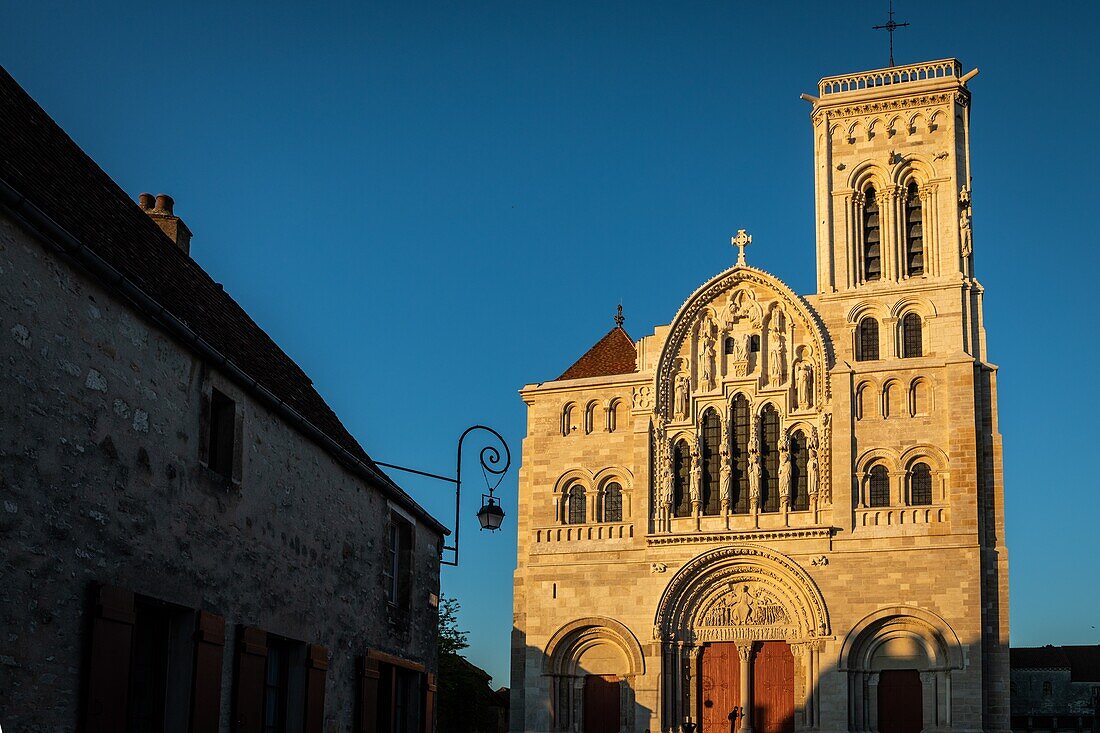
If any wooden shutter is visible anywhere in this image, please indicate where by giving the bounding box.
[189,611,226,733]
[232,626,267,733]
[304,644,328,733]
[422,672,437,733]
[83,584,136,733]
[356,656,381,733]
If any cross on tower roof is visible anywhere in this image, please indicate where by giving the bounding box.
[873,0,910,67]
[731,229,752,266]
[614,304,625,328]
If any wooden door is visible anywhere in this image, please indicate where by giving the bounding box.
[701,643,741,733]
[877,670,922,733]
[753,641,794,733]
[583,675,620,733]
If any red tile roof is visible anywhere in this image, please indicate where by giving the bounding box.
[0,65,445,532]
[557,326,637,381]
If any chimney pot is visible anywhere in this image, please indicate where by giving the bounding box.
[138,192,155,209]
[154,194,174,215]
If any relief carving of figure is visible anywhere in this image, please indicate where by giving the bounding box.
[659,462,675,508]
[768,328,786,387]
[700,332,717,391]
[960,186,974,258]
[778,445,792,510]
[807,446,820,499]
[729,330,748,362]
[748,446,762,510]
[730,585,755,625]
[689,443,702,506]
[796,360,814,409]
[719,442,732,509]
[674,369,691,420]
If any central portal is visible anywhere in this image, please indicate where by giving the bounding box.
[700,641,794,733]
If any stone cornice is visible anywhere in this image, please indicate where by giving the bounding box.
[646,526,834,547]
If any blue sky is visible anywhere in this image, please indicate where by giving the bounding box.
[5,1,1099,686]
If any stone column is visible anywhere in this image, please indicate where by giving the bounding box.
[866,673,880,733]
[920,671,937,729]
[791,643,809,729]
[686,645,702,729]
[737,642,756,733]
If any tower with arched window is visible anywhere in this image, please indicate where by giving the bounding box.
[512,58,1008,733]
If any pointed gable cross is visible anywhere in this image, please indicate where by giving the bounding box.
[731,229,753,266]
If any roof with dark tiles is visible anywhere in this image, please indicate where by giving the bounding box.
[557,326,637,381]
[0,65,444,533]
[1012,646,1100,682]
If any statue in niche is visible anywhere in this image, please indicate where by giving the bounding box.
[778,444,792,510]
[768,330,786,386]
[690,442,702,506]
[807,444,820,500]
[700,332,717,391]
[719,442,732,510]
[748,446,762,510]
[724,288,764,331]
[796,361,815,409]
[674,368,691,420]
[960,186,974,258]
[659,461,674,508]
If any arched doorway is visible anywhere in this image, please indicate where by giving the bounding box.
[543,617,645,733]
[840,606,964,732]
[654,545,830,733]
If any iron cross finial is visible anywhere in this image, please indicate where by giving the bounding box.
[731,229,752,266]
[614,304,625,328]
[873,0,910,67]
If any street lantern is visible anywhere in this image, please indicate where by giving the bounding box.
[477,495,505,531]
[375,424,511,566]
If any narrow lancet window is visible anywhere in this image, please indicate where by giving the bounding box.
[673,440,692,518]
[701,410,721,516]
[789,430,809,511]
[904,181,925,276]
[730,395,750,513]
[863,187,882,281]
[760,405,780,513]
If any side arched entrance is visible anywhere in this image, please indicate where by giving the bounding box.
[544,617,646,733]
[654,544,830,733]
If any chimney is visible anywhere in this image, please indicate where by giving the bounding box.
[138,192,192,255]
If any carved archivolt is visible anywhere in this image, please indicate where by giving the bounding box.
[653,544,829,644]
[839,606,963,672]
[543,616,646,676]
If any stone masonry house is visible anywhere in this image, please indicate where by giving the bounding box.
[0,65,444,733]
[512,58,1009,733]
[1010,646,1100,733]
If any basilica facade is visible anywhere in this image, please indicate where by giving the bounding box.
[510,58,1009,733]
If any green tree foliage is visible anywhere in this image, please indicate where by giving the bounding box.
[437,595,507,733]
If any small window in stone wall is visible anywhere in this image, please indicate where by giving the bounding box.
[384,514,414,615]
[203,386,242,484]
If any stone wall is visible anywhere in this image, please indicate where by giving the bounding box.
[0,210,442,731]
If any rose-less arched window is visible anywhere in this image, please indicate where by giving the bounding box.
[789,430,809,511]
[863,187,882,281]
[673,440,692,518]
[730,395,750,514]
[567,484,586,524]
[910,463,933,505]
[603,482,623,522]
[868,465,890,507]
[904,181,925,276]
[701,410,721,516]
[857,317,880,361]
[902,313,923,358]
[760,405,780,513]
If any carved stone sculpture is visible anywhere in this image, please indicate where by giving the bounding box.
[778,446,792,510]
[748,447,762,510]
[701,332,717,391]
[768,330,786,386]
[796,361,814,409]
[690,444,702,506]
[674,371,691,420]
[807,447,820,500]
[719,445,732,510]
